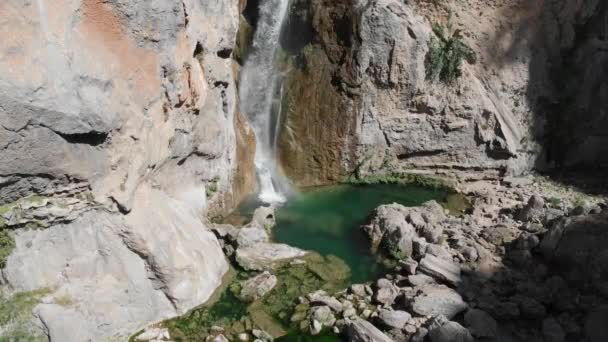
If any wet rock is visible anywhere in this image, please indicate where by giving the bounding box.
[418,254,461,286]
[238,272,277,302]
[428,321,473,342]
[235,243,307,271]
[378,309,411,330]
[410,284,467,319]
[542,317,565,342]
[374,279,399,306]
[347,319,395,342]
[464,309,497,338]
[252,206,276,229]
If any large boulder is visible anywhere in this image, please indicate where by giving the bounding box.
[363,201,447,259]
[378,309,411,330]
[409,284,468,319]
[347,319,395,342]
[464,309,498,338]
[418,254,461,286]
[428,321,474,342]
[540,212,608,294]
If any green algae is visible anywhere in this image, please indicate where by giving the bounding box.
[166,253,351,341]
[0,288,50,341]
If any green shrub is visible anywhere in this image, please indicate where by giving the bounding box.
[0,230,15,269]
[425,20,475,83]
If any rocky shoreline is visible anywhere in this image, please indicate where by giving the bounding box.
[134,175,607,342]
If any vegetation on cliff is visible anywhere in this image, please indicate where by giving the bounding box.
[425,20,475,83]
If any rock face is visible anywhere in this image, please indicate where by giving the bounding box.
[0,0,254,340]
[278,0,541,186]
[277,0,608,186]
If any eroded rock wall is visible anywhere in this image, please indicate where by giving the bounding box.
[0,0,254,339]
[279,0,608,186]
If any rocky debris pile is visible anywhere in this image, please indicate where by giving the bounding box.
[212,206,308,271]
[291,185,608,342]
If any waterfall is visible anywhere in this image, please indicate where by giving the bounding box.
[239,0,291,203]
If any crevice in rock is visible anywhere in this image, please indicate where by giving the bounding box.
[55,131,108,146]
[217,48,232,59]
[397,150,445,159]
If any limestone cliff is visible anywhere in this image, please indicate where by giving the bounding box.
[0,0,255,340]
[278,0,608,186]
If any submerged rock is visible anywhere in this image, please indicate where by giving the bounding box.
[235,243,307,271]
[238,272,278,302]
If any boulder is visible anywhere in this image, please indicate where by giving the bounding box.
[308,290,343,312]
[374,279,399,306]
[378,309,411,330]
[399,257,418,275]
[238,272,277,302]
[347,319,395,342]
[429,321,473,342]
[418,254,461,286]
[518,195,545,223]
[252,206,276,229]
[236,226,270,248]
[410,284,467,319]
[464,309,497,338]
[408,274,436,287]
[235,243,307,271]
[542,317,566,342]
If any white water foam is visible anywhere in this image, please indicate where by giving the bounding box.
[239,0,291,203]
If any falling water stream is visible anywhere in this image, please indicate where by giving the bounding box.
[239,0,292,203]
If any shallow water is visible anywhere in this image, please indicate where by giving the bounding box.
[273,184,448,283]
[168,184,453,341]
